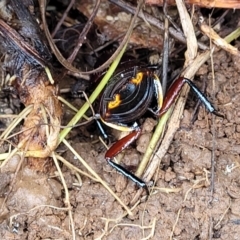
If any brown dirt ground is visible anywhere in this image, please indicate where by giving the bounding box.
[1,48,240,240]
[1,2,240,240]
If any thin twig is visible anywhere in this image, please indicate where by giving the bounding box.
[39,0,90,79]
[63,139,133,215]
[209,18,216,203]
[51,0,75,37]
[52,152,75,240]
[67,0,101,63]
[109,0,208,50]
[39,0,144,75]
[161,0,170,96]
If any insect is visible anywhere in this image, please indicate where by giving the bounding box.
[98,66,221,194]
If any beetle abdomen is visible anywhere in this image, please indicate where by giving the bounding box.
[100,67,157,124]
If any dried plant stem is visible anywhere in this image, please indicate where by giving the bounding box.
[39,0,144,75]
[51,0,75,37]
[63,139,133,215]
[52,152,75,239]
[67,0,101,63]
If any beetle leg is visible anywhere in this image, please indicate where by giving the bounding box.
[184,79,223,117]
[95,119,108,139]
[105,128,149,194]
[158,77,223,117]
[105,128,141,159]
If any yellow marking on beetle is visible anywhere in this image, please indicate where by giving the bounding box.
[100,117,135,132]
[108,94,121,109]
[154,74,163,110]
[131,72,144,85]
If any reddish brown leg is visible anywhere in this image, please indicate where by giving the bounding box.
[158,77,222,117]
[105,128,149,193]
[105,129,141,159]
